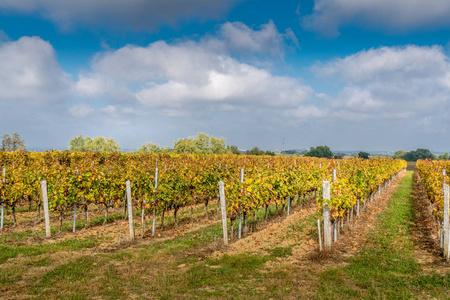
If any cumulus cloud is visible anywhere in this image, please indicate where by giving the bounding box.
[215,21,299,56]
[0,36,72,102]
[315,45,450,120]
[286,105,327,121]
[69,104,94,118]
[76,23,312,116]
[0,0,242,31]
[303,0,450,37]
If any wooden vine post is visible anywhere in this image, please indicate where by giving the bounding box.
[1,167,5,231]
[40,180,51,237]
[152,167,158,236]
[317,219,323,252]
[238,168,244,239]
[73,168,78,233]
[218,181,228,246]
[141,198,146,238]
[322,180,332,251]
[287,196,291,216]
[126,180,135,241]
[444,184,449,262]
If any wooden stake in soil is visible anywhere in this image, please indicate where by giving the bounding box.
[40,180,51,237]
[334,221,337,242]
[356,200,360,216]
[443,184,449,261]
[318,219,323,252]
[287,196,291,216]
[72,203,77,233]
[218,181,228,246]
[126,180,135,241]
[141,198,146,238]
[152,202,156,236]
[238,168,244,239]
[84,204,89,228]
[238,214,242,239]
[73,168,79,232]
[1,168,5,230]
[0,200,4,231]
[322,181,332,251]
[152,167,158,236]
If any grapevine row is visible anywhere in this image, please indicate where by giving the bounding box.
[0,151,406,229]
[416,159,448,221]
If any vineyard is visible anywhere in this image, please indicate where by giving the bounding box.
[416,159,450,256]
[2,152,450,299]
[0,151,406,239]
[416,159,449,218]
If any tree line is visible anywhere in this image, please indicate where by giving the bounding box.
[393,148,449,161]
[67,133,242,155]
[2,132,449,161]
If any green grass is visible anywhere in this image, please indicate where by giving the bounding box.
[317,171,450,299]
[0,236,99,264]
[147,221,224,254]
[152,253,293,299]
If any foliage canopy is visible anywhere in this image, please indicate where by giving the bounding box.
[304,145,333,158]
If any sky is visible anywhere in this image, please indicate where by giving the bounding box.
[1,0,450,153]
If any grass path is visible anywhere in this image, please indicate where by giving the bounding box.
[316,171,449,299]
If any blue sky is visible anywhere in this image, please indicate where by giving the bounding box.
[1,0,450,152]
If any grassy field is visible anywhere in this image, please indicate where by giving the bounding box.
[0,171,448,299]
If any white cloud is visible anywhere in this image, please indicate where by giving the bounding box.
[336,87,385,112]
[101,105,117,115]
[0,36,72,102]
[69,104,94,118]
[0,0,242,31]
[76,26,312,116]
[303,0,450,37]
[317,45,448,85]
[216,21,298,56]
[315,45,450,120]
[286,105,327,120]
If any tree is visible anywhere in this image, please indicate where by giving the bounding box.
[358,151,370,159]
[194,132,210,153]
[333,152,346,159]
[227,145,240,155]
[137,142,169,154]
[246,147,264,155]
[172,139,200,154]
[392,150,407,159]
[438,153,449,160]
[69,135,85,152]
[171,133,232,154]
[1,133,26,151]
[403,148,434,161]
[264,150,276,156]
[245,147,275,156]
[304,146,333,158]
[104,138,121,152]
[68,135,121,152]
[210,136,228,154]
